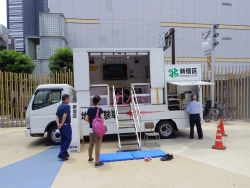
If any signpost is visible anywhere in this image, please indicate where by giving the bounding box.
[158,28,176,65]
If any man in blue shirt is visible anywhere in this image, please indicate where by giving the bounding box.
[56,94,72,161]
[185,94,203,140]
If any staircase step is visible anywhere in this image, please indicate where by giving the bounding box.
[121,142,139,146]
[119,133,137,137]
[119,126,135,129]
[118,119,133,121]
[117,149,139,152]
[118,112,130,114]
[118,122,134,126]
[117,105,130,107]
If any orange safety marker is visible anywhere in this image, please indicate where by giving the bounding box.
[212,124,226,150]
[220,117,228,137]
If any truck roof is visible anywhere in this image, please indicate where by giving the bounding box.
[37,84,73,89]
[73,48,162,53]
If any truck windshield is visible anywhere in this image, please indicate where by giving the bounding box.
[32,89,61,110]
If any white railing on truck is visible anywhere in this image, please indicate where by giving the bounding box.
[131,83,151,104]
[131,84,142,147]
[130,101,141,149]
[112,85,121,150]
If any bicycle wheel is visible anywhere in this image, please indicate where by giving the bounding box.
[228,112,234,121]
[222,110,228,121]
[204,113,211,122]
[210,109,219,121]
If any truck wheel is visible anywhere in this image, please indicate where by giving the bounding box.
[156,121,175,139]
[47,125,61,145]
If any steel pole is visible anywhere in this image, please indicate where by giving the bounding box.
[172,29,175,65]
[210,25,215,107]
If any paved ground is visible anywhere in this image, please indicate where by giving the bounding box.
[0,120,250,188]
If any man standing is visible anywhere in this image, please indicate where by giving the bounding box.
[56,94,72,161]
[185,94,203,140]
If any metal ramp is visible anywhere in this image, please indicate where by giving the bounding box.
[112,85,142,152]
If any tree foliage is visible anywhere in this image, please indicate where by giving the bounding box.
[0,50,36,74]
[48,48,73,73]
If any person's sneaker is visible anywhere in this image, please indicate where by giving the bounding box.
[188,138,194,141]
[88,158,94,162]
[58,156,68,161]
[67,154,70,157]
[95,162,104,167]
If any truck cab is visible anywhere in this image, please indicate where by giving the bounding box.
[24,84,76,145]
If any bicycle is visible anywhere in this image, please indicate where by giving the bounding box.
[209,102,228,121]
[209,108,219,121]
[225,105,235,121]
[203,106,211,122]
[203,102,211,122]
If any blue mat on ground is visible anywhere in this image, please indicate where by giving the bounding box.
[130,149,166,159]
[0,146,63,188]
[99,149,166,162]
[99,152,134,162]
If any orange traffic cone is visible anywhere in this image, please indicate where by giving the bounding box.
[220,117,228,137]
[212,124,226,150]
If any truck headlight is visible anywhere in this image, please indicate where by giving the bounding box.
[26,118,30,128]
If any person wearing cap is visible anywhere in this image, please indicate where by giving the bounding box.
[185,94,203,140]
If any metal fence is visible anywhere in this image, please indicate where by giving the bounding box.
[0,70,73,128]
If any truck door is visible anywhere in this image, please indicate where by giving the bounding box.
[30,88,62,134]
[168,81,214,122]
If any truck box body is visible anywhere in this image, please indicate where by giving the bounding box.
[24,48,213,144]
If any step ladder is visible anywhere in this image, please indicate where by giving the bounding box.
[113,85,142,152]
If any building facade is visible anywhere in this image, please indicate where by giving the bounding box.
[47,0,250,68]
[0,24,16,51]
[6,0,49,53]
[26,13,68,73]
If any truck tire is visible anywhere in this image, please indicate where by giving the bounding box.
[156,121,175,139]
[47,125,61,145]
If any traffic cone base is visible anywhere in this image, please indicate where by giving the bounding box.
[212,145,226,150]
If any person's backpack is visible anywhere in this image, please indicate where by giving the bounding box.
[92,108,106,137]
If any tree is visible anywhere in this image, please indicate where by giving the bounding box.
[0,50,36,74]
[48,48,73,73]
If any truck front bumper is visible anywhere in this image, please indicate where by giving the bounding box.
[24,128,30,137]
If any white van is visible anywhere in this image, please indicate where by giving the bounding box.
[24,48,213,147]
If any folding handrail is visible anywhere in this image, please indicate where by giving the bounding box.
[112,85,121,150]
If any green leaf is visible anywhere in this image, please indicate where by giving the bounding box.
[0,50,36,73]
[48,48,73,73]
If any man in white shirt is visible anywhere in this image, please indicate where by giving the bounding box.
[185,94,203,140]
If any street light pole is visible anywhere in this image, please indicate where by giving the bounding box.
[210,24,215,107]
[202,24,219,107]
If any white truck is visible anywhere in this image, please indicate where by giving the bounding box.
[24,48,213,148]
